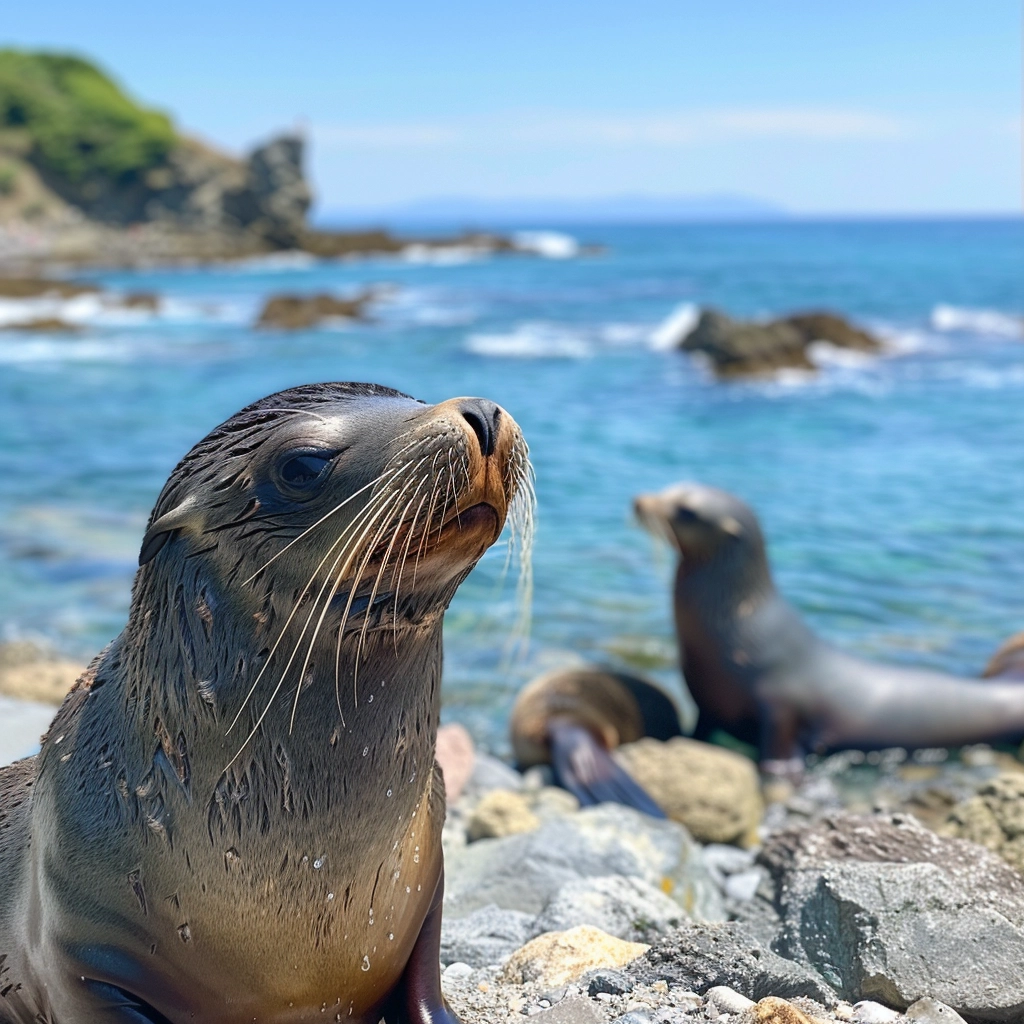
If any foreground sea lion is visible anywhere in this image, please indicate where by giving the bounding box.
[634,482,1024,774]
[0,382,531,1024]
[509,668,682,815]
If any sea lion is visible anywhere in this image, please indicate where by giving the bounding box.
[0,382,531,1024]
[984,631,1024,680]
[634,482,1024,774]
[509,668,682,815]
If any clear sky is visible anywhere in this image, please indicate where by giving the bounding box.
[4,2,1021,216]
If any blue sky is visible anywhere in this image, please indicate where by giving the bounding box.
[5,2,1021,215]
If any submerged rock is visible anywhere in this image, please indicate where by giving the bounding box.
[678,308,881,378]
[761,813,1024,1019]
[616,737,763,846]
[256,290,376,329]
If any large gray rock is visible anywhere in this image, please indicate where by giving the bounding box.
[761,814,1024,1021]
[440,904,536,969]
[534,875,686,943]
[444,804,723,922]
[625,921,837,1005]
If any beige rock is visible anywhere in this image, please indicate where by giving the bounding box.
[501,925,648,987]
[942,773,1024,875]
[467,790,540,842]
[616,737,763,846]
[0,642,83,705]
[435,723,475,802]
[528,786,580,819]
[753,997,816,1024]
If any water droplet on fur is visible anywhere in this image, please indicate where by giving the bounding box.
[314,857,324,870]
[362,746,369,757]
[361,955,370,972]
[178,923,192,943]
[367,694,373,703]
[386,788,392,797]
[388,932,394,941]
[327,892,335,900]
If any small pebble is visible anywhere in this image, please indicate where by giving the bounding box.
[706,986,755,1014]
[612,1013,652,1024]
[674,992,703,1013]
[587,969,634,997]
[442,962,473,982]
[905,999,968,1024]
[723,868,764,902]
[852,1001,901,1024]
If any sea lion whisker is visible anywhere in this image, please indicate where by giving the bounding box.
[228,486,411,764]
[226,481,410,734]
[391,488,431,653]
[413,468,448,584]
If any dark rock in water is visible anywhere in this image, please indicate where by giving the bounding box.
[679,309,881,378]
[0,317,80,332]
[760,813,1024,1020]
[0,277,98,298]
[256,290,376,330]
[121,291,160,310]
[625,921,837,1005]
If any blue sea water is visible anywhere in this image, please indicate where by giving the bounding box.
[1,220,1022,753]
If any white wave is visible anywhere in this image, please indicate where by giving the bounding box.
[0,337,137,364]
[512,231,580,259]
[466,323,591,359]
[649,302,699,350]
[931,304,1023,338]
[807,340,877,368]
[208,250,319,274]
[401,243,488,265]
[600,322,650,345]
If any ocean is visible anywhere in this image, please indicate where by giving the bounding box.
[1,219,1022,754]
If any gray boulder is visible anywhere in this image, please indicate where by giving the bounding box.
[440,903,536,969]
[625,920,837,1005]
[444,804,723,922]
[761,813,1024,1021]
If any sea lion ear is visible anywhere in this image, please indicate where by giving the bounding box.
[139,495,204,566]
[721,515,744,537]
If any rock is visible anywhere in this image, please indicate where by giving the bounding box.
[0,317,81,333]
[678,308,881,379]
[444,803,724,922]
[0,277,98,298]
[442,962,475,982]
[0,642,84,704]
[436,723,475,802]
[121,291,160,310]
[534,875,685,943]
[941,773,1024,875]
[239,135,311,244]
[465,752,525,797]
[586,969,634,997]
[905,999,967,1024]
[752,997,815,1024]
[626,921,838,1005]
[761,813,1024,1019]
[468,790,540,841]
[616,738,763,846]
[256,290,375,330]
[501,926,649,988]
[706,986,754,1014]
[537,995,606,1024]
[783,313,881,354]
[440,904,537,969]
[529,786,581,820]
[851,1002,901,1024]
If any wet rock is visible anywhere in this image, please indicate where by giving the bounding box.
[905,999,967,1024]
[256,290,375,329]
[444,803,724,921]
[440,904,537,969]
[941,773,1024,875]
[436,723,475,802]
[761,813,1024,1019]
[626,921,837,1005]
[0,277,98,298]
[121,291,160,310]
[468,790,540,841]
[534,875,685,943]
[0,317,81,332]
[616,738,763,847]
[502,926,649,988]
[678,309,881,379]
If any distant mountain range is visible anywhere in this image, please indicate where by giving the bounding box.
[315,193,788,227]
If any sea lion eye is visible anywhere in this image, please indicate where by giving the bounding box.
[675,507,699,524]
[278,450,337,489]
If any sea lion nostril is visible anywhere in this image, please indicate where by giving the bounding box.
[458,399,501,456]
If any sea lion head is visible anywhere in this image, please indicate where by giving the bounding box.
[633,482,764,566]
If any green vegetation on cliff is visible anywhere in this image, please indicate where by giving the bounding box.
[0,50,176,182]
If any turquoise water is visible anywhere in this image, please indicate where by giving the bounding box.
[1,220,1022,752]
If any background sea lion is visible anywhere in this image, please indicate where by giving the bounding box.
[634,482,1024,775]
[509,667,681,815]
[0,382,531,1024]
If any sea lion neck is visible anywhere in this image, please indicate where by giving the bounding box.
[674,537,774,612]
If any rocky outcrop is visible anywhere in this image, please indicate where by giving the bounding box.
[679,309,882,378]
[760,813,1024,1020]
[615,737,763,846]
[0,642,84,704]
[256,289,377,329]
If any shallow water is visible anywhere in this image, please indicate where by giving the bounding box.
[1,221,1022,753]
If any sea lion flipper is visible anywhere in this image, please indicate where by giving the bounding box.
[548,722,666,818]
[395,869,463,1024]
[77,980,172,1022]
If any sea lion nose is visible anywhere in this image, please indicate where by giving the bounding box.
[458,399,501,457]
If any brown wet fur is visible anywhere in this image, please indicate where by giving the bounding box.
[0,382,529,1024]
